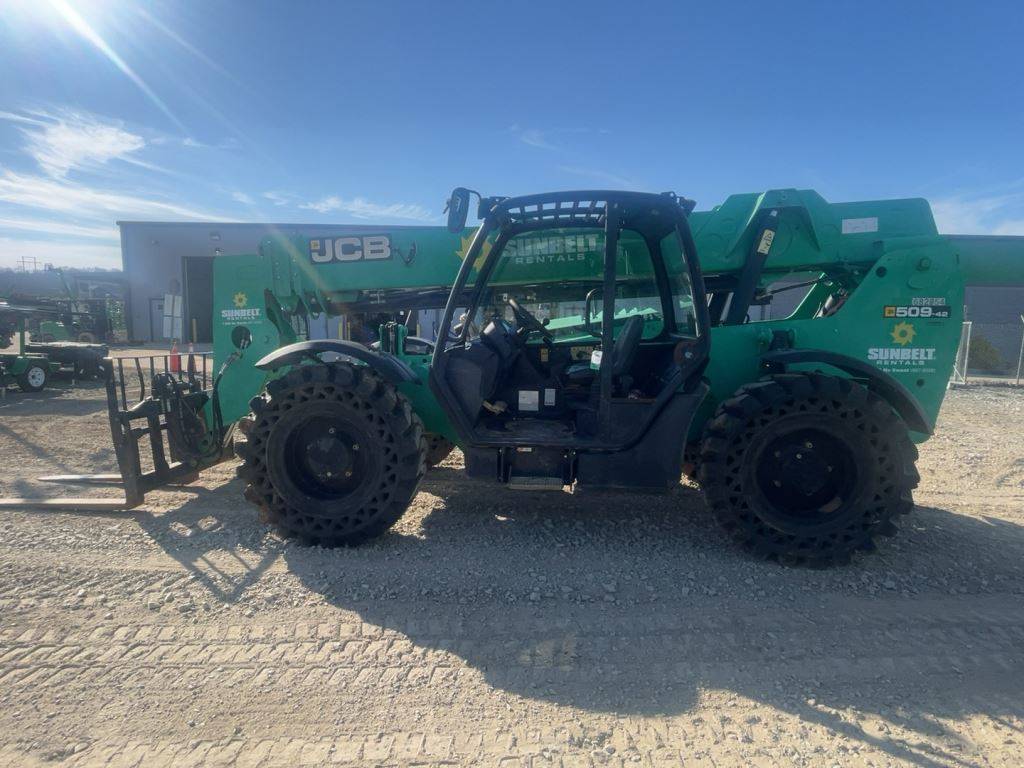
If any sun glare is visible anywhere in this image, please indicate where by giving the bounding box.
[4,0,183,130]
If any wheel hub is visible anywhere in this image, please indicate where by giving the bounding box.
[304,426,359,482]
[772,441,830,496]
[284,417,369,499]
[754,426,858,522]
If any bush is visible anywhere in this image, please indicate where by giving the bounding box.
[968,334,1009,374]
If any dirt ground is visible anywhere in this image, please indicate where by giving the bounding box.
[0,369,1022,767]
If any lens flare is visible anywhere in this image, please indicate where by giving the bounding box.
[45,0,183,130]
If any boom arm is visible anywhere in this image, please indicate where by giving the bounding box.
[945,235,1024,286]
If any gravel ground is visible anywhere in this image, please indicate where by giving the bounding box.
[0,372,1022,767]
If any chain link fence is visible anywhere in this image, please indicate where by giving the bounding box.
[951,315,1024,386]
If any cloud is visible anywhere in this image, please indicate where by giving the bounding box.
[232,191,255,205]
[519,129,556,150]
[930,190,1024,235]
[298,196,435,221]
[557,165,643,190]
[263,190,291,206]
[0,237,121,270]
[0,170,225,221]
[0,216,119,241]
[1,109,146,177]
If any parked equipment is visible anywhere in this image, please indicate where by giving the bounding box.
[5,188,1021,565]
[0,311,60,393]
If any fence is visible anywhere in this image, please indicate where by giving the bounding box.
[951,316,1024,386]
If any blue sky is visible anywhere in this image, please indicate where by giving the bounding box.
[1,0,1024,269]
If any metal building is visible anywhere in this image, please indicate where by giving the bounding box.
[117,221,442,343]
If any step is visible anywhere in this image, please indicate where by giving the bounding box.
[506,475,566,491]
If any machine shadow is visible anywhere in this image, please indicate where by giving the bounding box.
[284,470,1024,768]
[130,480,286,604]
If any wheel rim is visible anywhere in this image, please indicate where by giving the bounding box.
[282,416,370,500]
[749,422,861,532]
[26,366,45,388]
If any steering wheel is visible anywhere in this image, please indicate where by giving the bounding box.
[506,297,554,342]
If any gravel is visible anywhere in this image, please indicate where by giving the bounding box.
[0,376,1022,766]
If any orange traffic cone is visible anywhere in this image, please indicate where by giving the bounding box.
[169,340,181,373]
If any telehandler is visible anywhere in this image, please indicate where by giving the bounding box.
[4,187,1020,566]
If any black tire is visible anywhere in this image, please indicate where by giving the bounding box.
[698,373,919,567]
[17,363,48,392]
[424,434,455,467]
[235,362,425,547]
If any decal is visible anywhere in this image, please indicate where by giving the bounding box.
[756,229,775,255]
[310,235,392,264]
[868,322,936,373]
[883,304,951,319]
[890,321,916,346]
[220,290,261,323]
[518,390,539,412]
[455,229,492,269]
[220,307,261,323]
[841,217,879,234]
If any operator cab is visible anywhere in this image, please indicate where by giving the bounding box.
[429,189,710,489]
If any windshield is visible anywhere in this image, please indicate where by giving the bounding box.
[467,226,698,341]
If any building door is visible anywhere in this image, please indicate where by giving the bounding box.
[149,297,166,341]
[184,256,214,343]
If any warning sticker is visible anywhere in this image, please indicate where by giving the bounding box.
[518,390,539,412]
[841,217,879,234]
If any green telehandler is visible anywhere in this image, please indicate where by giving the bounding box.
[4,187,1021,566]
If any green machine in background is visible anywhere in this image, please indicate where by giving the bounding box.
[7,187,1021,566]
[0,307,61,393]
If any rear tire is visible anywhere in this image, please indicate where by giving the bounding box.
[236,363,426,546]
[698,373,919,567]
[17,363,48,392]
[424,434,455,467]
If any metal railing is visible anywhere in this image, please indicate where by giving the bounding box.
[109,352,212,410]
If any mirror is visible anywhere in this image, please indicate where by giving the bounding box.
[445,187,470,232]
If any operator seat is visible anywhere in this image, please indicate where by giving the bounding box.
[565,315,643,390]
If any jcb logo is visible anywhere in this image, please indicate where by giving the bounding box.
[310,235,391,264]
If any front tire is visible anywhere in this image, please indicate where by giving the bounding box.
[236,363,426,546]
[698,373,919,566]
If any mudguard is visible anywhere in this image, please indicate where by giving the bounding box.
[761,348,932,435]
[255,340,419,384]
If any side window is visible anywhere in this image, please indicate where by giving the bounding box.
[613,233,663,339]
[660,233,699,337]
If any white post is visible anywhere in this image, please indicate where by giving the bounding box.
[1016,314,1023,387]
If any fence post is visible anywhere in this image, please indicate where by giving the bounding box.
[1016,314,1023,387]
[952,320,973,386]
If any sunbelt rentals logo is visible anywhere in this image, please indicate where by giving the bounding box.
[868,322,936,370]
[221,291,261,323]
